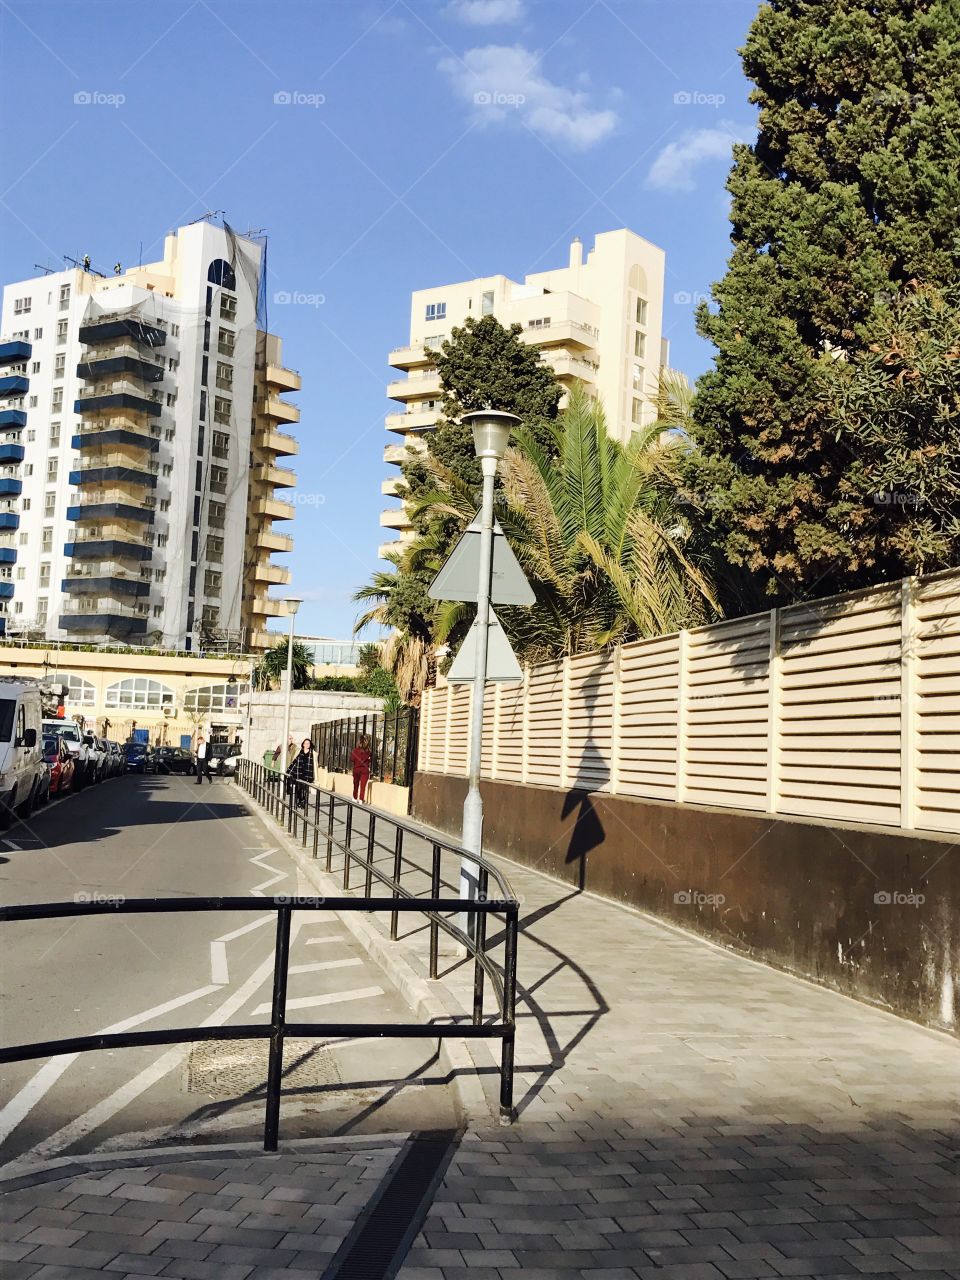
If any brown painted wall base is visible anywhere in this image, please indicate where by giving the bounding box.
[412,771,959,1033]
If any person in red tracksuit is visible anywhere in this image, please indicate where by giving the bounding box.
[351,734,372,802]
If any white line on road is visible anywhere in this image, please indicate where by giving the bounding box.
[0,984,221,1148]
[252,985,383,1016]
[305,934,347,945]
[288,958,363,975]
[209,913,275,986]
[248,847,286,897]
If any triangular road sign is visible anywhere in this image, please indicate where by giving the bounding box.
[429,514,535,606]
[446,607,524,683]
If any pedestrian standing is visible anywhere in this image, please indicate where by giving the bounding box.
[286,738,315,809]
[195,734,212,785]
[351,734,372,803]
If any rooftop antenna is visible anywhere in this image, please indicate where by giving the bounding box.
[32,263,56,276]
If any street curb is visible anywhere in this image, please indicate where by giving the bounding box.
[0,1133,409,1193]
[240,791,497,1131]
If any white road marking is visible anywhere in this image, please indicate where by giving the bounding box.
[252,985,383,1016]
[288,958,362,975]
[2,840,21,851]
[208,913,274,987]
[0,984,221,1147]
[305,934,347,945]
[248,848,286,897]
[2,932,300,1175]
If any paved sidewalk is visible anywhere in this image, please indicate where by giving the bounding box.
[2,791,957,1278]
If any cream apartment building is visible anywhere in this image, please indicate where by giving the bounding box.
[382,228,669,555]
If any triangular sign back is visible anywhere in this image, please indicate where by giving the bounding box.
[446,607,524,683]
[429,515,534,606]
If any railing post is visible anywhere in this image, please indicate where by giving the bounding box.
[263,905,292,1152]
[390,826,403,940]
[429,842,441,979]
[312,788,320,857]
[901,577,919,829]
[302,786,310,848]
[766,609,782,815]
[472,866,488,1025]
[343,804,353,889]
[676,629,689,805]
[365,813,376,899]
[499,902,518,1122]
[325,794,335,871]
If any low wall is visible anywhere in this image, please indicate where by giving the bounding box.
[243,690,382,765]
[412,771,959,1033]
[317,768,410,818]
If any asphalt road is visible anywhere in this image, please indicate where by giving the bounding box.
[0,772,455,1171]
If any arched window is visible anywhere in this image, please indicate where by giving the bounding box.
[104,677,175,710]
[207,259,236,291]
[62,672,96,707]
[183,682,248,714]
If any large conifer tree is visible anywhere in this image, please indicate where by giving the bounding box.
[689,0,960,597]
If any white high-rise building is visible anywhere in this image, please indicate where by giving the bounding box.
[0,219,300,650]
[382,228,670,556]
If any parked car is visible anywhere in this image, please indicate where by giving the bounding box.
[155,746,196,775]
[104,740,124,778]
[210,742,241,777]
[42,719,96,789]
[82,732,109,784]
[123,741,156,774]
[43,734,76,795]
[0,679,47,822]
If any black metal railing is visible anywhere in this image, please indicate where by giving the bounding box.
[312,708,419,788]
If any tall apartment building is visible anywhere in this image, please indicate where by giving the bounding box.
[381,228,669,556]
[0,219,299,650]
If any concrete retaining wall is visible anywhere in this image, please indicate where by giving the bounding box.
[243,690,382,766]
[412,771,959,1033]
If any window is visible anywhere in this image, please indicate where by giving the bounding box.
[154,568,166,582]
[16,567,25,580]
[219,295,237,321]
[170,323,180,337]
[183,682,248,714]
[168,357,178,372]
[31,361,40,374]
[207,259,237,289]
[56,319,69,344]
[159,498,170,512]
[51,388,63,411]
[156,532,168,547]
[214,396,231,424]
[59,283,71,309]
[208,501,225,529]
[632,363,644,390]
[46,458,58,481]
[527,317,551,329]
[152,605,162,618]
[634,331,645,358]
[28,396,38,409]
[164,428,175,442]
[49,422,60,446]
[41,527,53,553]
[26,431,35,442]
[165,392,176,407]
[43,493,56,518]
[218,328,235,356]
[37,599,48,625]
[105,677,175,710]
[18,533,27,546]
[54,353,66,377]
[631,397,644,425]
[33,327,43,340]
[206,535,224,562]
[24,465,33,477]
[210,466,228,494]
[212,431,229,459]
[38,563,50,587]
[13,297,31,315]
[21,498,30,511]
[481,291,495,316]
[61,674,96,707]
[636,297,648,326]
[424,302,446,322]
[215,361,232,389]
[203,570,221,595]
[162,463,173,477]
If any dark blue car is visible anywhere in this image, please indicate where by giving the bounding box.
[123,742,156,774]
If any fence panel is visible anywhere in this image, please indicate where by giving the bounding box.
[617,634,681,800]
[493,681,525,782]
[425,686,448,773]
[526,661,564,787]
[565,651,615,792]
[447,684,471,777]
[916,574,960,832]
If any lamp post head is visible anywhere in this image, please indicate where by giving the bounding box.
[462,409,521,463]
[284,596,303,618]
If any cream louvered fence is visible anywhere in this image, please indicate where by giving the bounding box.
[417,569,960,835]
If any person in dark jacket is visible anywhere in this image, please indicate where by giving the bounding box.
[351,735,372,803]
[286,738,315,809]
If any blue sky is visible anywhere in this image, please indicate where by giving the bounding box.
[0,0,759,641]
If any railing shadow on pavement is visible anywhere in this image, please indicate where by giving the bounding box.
[243,759,609,1122]
[0,759,521,1152]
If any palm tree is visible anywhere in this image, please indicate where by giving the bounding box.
[353,551,436,704]
[412,383,719,661]
[253,639,312,690]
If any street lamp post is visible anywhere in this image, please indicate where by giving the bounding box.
[280,597,302,771]
[459,409,520,928]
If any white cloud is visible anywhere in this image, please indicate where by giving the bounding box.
[439,44,618,150]
[445,0,526,25]
[647,126,747,192]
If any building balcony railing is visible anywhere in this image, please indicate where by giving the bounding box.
[0,409,27,430]
[260,396,300,424]
[0,513,19,531]
[0,478,22,497]
[385,409,439,434]
[0,582,14,600]
[0,375,29,397]
[62,573,150,598]
[254,497,295,521]
[265,363,302,392]
[256,529,293,553]
[76,352,165,384]
[254,463,296,488]
[64,537,152,562]
[78,316,166,348]
[73,422,160,452]
[252,561,291,586]
[67,501,155,525]
[0,548,17,565]
[59,610,148,638]
[257,428,298,457]
[387,372,441,403]
[379,506,411,531]
[250,596,285,617]
[0,443,25,463]
[75,381,163,417]
[0,339,32,365]
[69,464,158,489]
[388,342,439,371]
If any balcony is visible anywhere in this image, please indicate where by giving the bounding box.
[252,561,291,586]
[0,444,24,463]
[65,538,152,562]
[67,501,154,524]
[256,529,293,553]
[265,363,301,392]
[250,596,285,617]
[379,506,411,531]
[257,428,298,456]
[78,316,166,348]
[387,371,441,403]
[0,582,14,600]
[59,608,148,639]
[0,340,32,364]
[0,478,22,497]
[260,396,299,424]
[76,352,165,383]
[0,410,26,429]
[0,548,16,564]
[0,375,28,397]
[254,497,295,521]
[383,439,426,466]
[386,408,439,435]
[75,381,162,417]
[381,476,402,497]
[73,422,160,452]
[62,572,150,598]
[254,463,296,488]
[517,318,599,351]
[542,351,601,383]
[0,513,19,531]
[388,342,438,371]
[69,464,158,488]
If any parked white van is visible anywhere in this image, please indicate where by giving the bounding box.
[0,678,47,824]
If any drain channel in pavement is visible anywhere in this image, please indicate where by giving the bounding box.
[322,1129,460,1280]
